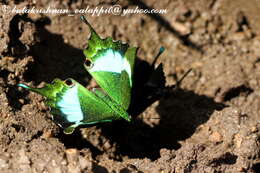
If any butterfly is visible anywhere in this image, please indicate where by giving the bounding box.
[18,16,137,134]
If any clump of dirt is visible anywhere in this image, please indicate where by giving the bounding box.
[0,0,259,172]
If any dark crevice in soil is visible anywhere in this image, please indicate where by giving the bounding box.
[252,162,260,173]
[30,131,43,141]
[67,0,79,6]
[253,58,260,68]
[119,168,132,173]
[11,123,25,133]
[92,163,109,173]
[0,69,9,81]
[236,11,250,32]
[14,0,25,4]
[223,85,253,101]
[209,152,238,166]
[184,159,197,172]
[209,0,218,9]
[1,0,8,5]
[119,167,142,173]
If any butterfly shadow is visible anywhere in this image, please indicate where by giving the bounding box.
[99,59,226,160]
[10,14,90,85]
[8,15,90,110]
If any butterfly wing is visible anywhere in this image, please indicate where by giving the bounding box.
[18,78,129,134]
[81,16,137,111]
[92,88,131,121]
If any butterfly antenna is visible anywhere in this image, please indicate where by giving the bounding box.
[141,117,161,120]
[137,115,161,121]
[175,68,192,88]
[151,47,165,67]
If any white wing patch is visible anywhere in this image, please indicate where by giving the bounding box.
[90,49,131,82]
[57,86,83,123]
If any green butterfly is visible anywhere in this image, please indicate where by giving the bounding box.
[18,16,137,134]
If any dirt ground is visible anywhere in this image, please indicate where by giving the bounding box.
[0,0,260,172]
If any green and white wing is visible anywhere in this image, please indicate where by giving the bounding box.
[18,78,129,134]
[81,16,137,110]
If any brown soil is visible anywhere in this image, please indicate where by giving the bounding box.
[0,0,260,172]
